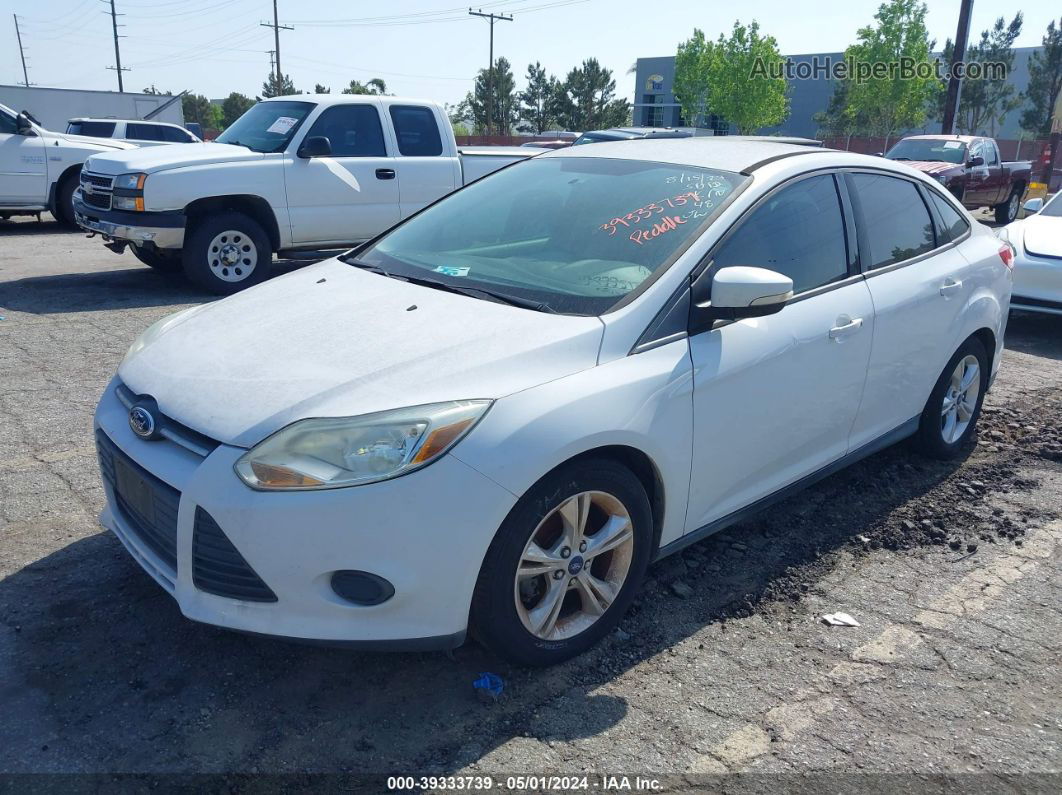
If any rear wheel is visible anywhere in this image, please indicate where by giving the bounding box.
[182,211,272,294]
[915,337,990,459]
[131,244,182,272]
[994,187,1022,225]
[471,459,652,666]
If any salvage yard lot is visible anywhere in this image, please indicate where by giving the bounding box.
[1,216,1060,778]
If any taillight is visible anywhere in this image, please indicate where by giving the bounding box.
[998,244,1014,269]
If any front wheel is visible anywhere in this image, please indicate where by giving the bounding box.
[471,459,652,666]
[131,244,182,272]
[994,187,1022,225]
[915,337,990,459]
[54,173,79,228]
[182,211,272,294]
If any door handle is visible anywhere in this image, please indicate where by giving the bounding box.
[828,317,863,340]
[939,278,962,296]
[375,168,396,180]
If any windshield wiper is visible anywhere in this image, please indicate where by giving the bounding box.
[344,257,555,312]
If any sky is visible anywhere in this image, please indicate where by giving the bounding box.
[5,0,1060,109]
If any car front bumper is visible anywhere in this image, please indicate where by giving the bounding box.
[1011,248,1062,315]
[74,193,186,249]
[94,378,518,649]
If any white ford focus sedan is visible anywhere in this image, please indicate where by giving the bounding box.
[95,139,1013,665]
[997,192,1062,315]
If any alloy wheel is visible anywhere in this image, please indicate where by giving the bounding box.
[940,354,980,444]
[207,230,257,283]
[514,490,635,641]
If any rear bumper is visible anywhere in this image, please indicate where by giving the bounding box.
[74,193,185,249]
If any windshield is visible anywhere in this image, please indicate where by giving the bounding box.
[354,157,746,315]
[216,100,314,153]
[886,139,967,164]
[1039,193,1062,218]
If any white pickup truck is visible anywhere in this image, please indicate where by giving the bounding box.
[1,102,134,226]
[75,95,536,293]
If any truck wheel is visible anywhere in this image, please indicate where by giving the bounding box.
[994,188,1022,225]
[131,244,182,273]
[54,173,79,228]
[182,211,273,294]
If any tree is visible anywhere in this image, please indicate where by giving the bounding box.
[181,93,221,130]
[931,14,1023,135]
[552,58,629,131]
[221,92,255,128]
[470,57,518,134]
[1020,17,1062,137]
[141,85,170,95]
[341,78,387,95]
[314,83,331,94]
[520,62,555,133]
[674,21,788,134]
[844,0,940,148]
[813,80,868,147]
[261,72,298,98]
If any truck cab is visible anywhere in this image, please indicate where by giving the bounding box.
[0,102,134,225]
[74,95,534,293]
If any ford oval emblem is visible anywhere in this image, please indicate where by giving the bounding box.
[128,405,156,439]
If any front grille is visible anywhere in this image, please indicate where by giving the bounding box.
[81,190,111,210]
[193,508,277,602]
[81,172,113,189]
[115,382,220,458]
[96,430,180,572]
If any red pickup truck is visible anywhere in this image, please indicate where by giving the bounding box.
[885,135,1031,224]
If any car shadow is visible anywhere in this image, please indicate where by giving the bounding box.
[0,258,315,315]
[0,216,73,235]
[0,435,972,774]
[1006,310,1062,362]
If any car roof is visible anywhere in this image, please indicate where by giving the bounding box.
[68,118,180,126]
[262,94,442,108]
[902,134,978,143]
[543,137,856,173]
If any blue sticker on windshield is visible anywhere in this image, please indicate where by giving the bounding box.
[433,265,470,277]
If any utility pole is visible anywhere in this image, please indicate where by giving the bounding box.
[468,8,513,136]
[12,15,30,87]
[105,0,129,92]
[940,0,974,135]
[260,1,293,95]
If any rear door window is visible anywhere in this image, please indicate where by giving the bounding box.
[68,121,116,137]
[927,190,970,244]
[305,105,387,157]
[849,173,936,269]
[712,173,849,294]
[389,105,443,156]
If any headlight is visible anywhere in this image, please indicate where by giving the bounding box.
[112,195,145,211]
[113,173,147,190]
[234,400,492,490]
[123,304,207,365]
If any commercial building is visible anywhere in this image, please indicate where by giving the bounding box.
[0,85,184,131]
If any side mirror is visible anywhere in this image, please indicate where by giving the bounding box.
[874,152,884,157]
[16,111,34,135]
[967,155,985,167]
[690,266,794,332]
[297,135,332,158]
[1022,198,1043,215]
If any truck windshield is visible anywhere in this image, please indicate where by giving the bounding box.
[353,157,746,315]
[216,101,314,153]
[886,139,967,164]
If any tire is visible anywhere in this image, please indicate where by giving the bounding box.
[182,211,272,294]
[994,187,1022,225]
[471,458,653,666]
[130,244,182,273]
[915,337,990,460]
[54,173,79,228]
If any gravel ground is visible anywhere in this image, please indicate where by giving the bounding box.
[0,216,1060,786]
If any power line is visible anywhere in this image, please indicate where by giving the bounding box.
[12,15,31,87]
[468,8,513,135]
[260,0,293,92]
[104,0,130,92]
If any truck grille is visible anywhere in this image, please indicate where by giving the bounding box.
[81,191,111,210]
[81,172,113,189]
[80,171,114,211]
[193,508,277,602]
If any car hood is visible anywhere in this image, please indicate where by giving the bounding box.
[84,142,263,176]
[1021,215,1062,259]
[118,258,605,447]
[897,160,961,176]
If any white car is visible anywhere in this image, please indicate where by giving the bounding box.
[67,118,201,146]
[997,193,1062,315]
[95,140,1013,665]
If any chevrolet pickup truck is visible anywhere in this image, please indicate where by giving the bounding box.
[1,102,134,226]
[74,95,536,293]
[885,135,1031,224]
